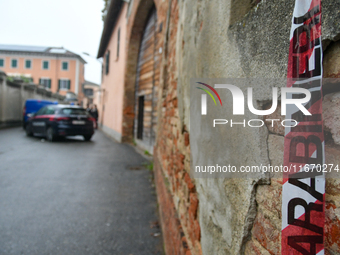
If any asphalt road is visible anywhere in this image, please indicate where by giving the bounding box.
[0,128,162,255]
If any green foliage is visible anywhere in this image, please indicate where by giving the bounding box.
[101,0,111,21]
[7,76,33,83]
[142,161,153,172]
[144,150,151,156]
[147,162,153,171]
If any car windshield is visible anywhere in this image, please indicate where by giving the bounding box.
[60,108,88,116]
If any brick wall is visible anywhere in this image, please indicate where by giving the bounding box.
[153,0,202,254]
[123,0,340,254]
[123,0,202,253]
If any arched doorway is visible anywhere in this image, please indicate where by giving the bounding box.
[134,7,159,152]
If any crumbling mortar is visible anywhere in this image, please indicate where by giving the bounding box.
[266,130,284,137]
[322,35,340,52]
[264,122,273,169]
[239,181,261,255]
[322,39,340,96]
[239,114,273,254]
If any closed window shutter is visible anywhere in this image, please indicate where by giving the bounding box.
[62,62,68,70]
[68,80,71,90]
[106,51,110,74]
[48,79,51,88]
[58,80,61,90]
[39,78,41,85]
[117,28,120,58]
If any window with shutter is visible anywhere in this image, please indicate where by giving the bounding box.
[42,61,49,70]
[40,78,51,89]
[0,59,4,67]
[59,79,70,91]
[11,59,18,68]
[62,62,68,70]
[25,60,32,69]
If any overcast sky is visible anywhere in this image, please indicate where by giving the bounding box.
[0,0,104,84]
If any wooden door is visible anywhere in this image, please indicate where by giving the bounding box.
[134,7,159,148]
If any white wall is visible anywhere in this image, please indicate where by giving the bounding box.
[0,71,65,125]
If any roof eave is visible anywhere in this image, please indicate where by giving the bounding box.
[97,0,124,58]
[0,50,87,64]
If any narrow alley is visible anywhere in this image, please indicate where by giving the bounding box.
[0,128,162,255]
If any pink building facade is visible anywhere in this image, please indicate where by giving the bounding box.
[97,3,128,142]
[0,45,86,98]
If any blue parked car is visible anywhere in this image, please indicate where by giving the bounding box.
[23,99,57,128]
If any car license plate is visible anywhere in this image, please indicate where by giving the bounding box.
[72,120,85,125]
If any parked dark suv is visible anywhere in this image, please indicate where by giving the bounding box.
[25,105,95,141]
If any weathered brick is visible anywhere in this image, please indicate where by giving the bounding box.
[252,212,281,255]
[184,132,190,146]
[323,92,340,145]
[189,193,198,219]
[184,173,195,192]
[256,183,282,220]
[244,239,272,255]
[325,201,340,253]
[173,98,178,108]
[154,154,188,255]
[193,219,200,241]
[145,0,201,253]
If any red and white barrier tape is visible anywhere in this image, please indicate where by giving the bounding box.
[282,0,325,254]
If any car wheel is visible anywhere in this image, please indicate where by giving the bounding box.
[25,125,33,137]
[46,127,55,142]
[83,135,92,141]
